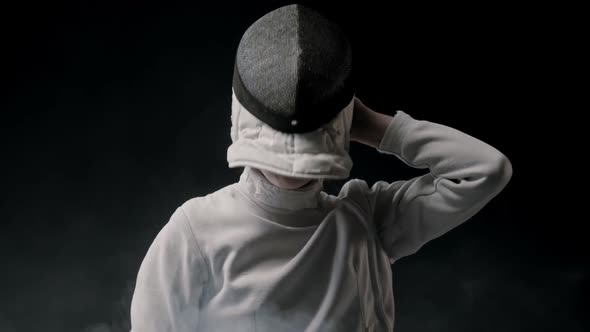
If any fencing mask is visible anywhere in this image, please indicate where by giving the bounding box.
[227,4,355,179]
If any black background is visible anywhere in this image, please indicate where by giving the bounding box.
[1,1,584,331]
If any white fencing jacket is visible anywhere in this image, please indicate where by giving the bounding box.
[130,109,513,332]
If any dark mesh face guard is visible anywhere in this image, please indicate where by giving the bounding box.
[232,4,354,134]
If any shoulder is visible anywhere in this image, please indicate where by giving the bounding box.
[338,178,371,196]
[326,178,372,216]
[178,182,243,231]
[333,178,407,215]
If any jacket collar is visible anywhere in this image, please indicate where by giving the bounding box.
[238,166,323,210]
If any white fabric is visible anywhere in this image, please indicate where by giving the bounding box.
[227,89,354,179]
[130,111,512,331]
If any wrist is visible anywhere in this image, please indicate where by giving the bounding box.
[356,110,393,148]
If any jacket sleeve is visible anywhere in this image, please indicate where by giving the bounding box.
[346,110,513,264]
[130,205,209,332]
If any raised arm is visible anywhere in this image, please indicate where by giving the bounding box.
[347,98,513,263]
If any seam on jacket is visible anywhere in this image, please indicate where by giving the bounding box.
[343,195,370,222]
[351,259,368,329]
[253,309,258,332]
[349,180,392,330]
[356,179,401,263]
[402,175,443,244]
[351,180,373,219]
[180,205,213,284]
[387,149,430,170]
[353,179,385,243]
[342,184,373,233]
[406,174,442,203]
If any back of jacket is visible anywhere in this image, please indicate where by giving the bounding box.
[130,111,512,332]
